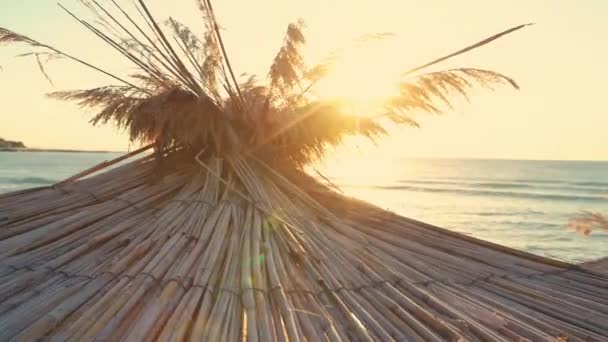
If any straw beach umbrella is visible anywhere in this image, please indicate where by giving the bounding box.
[1,1,607,340]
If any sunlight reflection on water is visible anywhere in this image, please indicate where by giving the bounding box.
[315,151,608,262]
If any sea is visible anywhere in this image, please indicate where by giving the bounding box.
[1,152,607,263]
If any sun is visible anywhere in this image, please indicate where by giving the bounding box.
[314,42,403,117]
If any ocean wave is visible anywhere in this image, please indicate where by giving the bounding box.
[396,179,608,194]
[470,210,545,217]
[431,177,564,184]
[400,180,532,189]
[576,181,608,187]
[418,177,608,187]
[0,176,57,185]
[523,179,608,188]
[373,185,607,202]
[498,221,562,228]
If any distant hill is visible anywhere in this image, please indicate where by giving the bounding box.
[0,139,121,153]
[0,138,26,149]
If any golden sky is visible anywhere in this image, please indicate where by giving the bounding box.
[1,0,607,160]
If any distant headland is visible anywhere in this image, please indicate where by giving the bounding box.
[0,137,26,149]
[0,137,120,153]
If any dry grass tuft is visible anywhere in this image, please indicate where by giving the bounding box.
[1,2,529,167]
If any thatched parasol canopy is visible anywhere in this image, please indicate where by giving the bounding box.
[1,1,607,340]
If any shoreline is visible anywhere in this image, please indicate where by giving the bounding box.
[0,148,123,154]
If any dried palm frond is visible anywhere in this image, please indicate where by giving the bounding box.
[268,20,306,100]
[200,30,223,103]
[0,27,45,47]
[0,26,137,88]
[27,52,57,85]
[402,23,534,77]
[1,1,530,169]
[381,68,518,125]
[568,211,608,235]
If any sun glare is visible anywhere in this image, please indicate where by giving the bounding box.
[314,43,403,117]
